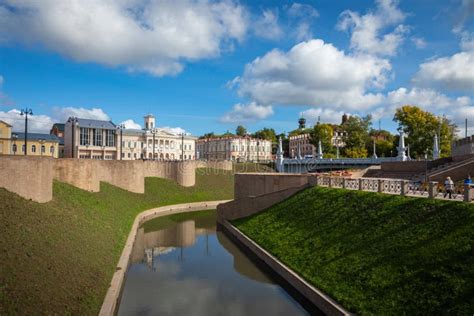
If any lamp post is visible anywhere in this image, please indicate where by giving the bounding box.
[117,124,125,160]
[20,108,33,156]
[68,117,78,158]
[11,134,17,155]
[39,138,46,157]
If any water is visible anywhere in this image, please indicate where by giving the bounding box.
[118,210,309,315]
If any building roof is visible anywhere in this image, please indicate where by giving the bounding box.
[12,132,59,142]
[0,120,12,127]
[51,123,65,132]
[122,129,145,136]
[76,118,116,130]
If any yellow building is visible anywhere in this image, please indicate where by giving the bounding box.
[11,132,60,158]
[0,120,13,155]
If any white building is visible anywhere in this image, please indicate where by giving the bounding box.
[196,136,272,162]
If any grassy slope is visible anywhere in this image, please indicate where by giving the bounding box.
[233,187,474,315]
[0,169,234,315]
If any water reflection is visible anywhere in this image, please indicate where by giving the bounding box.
[119,211,308,316]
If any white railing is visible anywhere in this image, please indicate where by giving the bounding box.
[313,175,473,203]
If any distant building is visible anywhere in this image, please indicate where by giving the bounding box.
[0,120,13,155]
[50,123,65,157]
[64,118,117,159]
[452,135,474,157]
[289,134,314,158]
[11,132,59,158]
[196,136,272,162]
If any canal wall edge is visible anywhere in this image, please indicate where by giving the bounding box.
[220,220,352,316]
[99,200,231,316]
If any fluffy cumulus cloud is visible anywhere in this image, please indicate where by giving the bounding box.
[220,102,273,123]
[0,0,248,76]
[120,119,141,129]
[337,0,408,56]
[233,39,390,111]
[300,108,348,125]
[0,109,56,133]
[160,126,187,135]
[54,107,110,122]
[412,51,474,92]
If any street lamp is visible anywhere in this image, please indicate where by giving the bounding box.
[68,116,79,158]
[20,107,33,156]
[116,124,125,160]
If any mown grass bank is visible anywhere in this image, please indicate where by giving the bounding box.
[1,169,234,315]
[233,187,474,315]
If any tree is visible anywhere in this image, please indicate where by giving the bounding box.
[367,129,395,157]
[200,132,215,139]
[253,127,277,143]
[393,105,455,158]
[236,125,247,136]
[342,115,372,158]
[310,123,334,154]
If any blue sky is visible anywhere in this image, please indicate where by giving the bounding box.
[0,0,473,136]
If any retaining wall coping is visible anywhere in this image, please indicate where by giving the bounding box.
[99,200,231,316]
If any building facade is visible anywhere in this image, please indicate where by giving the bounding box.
[65,114,196,160]
[50,123,65,158]
[11,132,59,158]
[196,136,272,162]
[0,120,12,155]
[452,135,474,157]
[64,118,117,159]
[289,134,314,158]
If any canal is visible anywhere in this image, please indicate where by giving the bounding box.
[118,210,310,315]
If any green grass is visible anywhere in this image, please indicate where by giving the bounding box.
[0,169,233,315]
[233,187,474,315]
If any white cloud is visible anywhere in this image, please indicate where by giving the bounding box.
[0,109,55,133]
[120,119,141,130]
[337,0,408,56]
[411,37,427,49]
[233,39,390,111]
[254,9,282,40]
[220,102,274,123]
[300,108,348,125]
[287,3,319,41]
[453,0,474,34]
[159,126,187,135]
[54,107,110,122]
[412,51,474,92]
[0,0,248,77]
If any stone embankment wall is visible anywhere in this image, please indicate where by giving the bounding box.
[0,156,54,203]
[218,173,314,223]
[0,157,228,203]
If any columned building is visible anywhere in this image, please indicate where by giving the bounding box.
[196,136,272,162]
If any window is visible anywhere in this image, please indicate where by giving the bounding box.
[31,145,36,153]
[121,153,125,158]
[41,145,45,153]
[93,129,102,146]
[106,130,115,147]
[50,146,54,154]
[22,145,25,152]
[128,153,131,158]
[80,128,90,146]
[12,144,17,153]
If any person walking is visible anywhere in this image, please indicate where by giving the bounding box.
[444,176,454,199]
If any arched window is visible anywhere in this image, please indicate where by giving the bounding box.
[12,144,17,153]
[50,146,55,154]
[41,145,45,153]
[31,145,36,153]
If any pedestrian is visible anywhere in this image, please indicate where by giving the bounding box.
[464,175,472,185]
[444,176,454,199]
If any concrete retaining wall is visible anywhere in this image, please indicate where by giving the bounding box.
[234,173,312,200]
[0,156,53,203]
[0,157,210,202]
[195,160,233,171]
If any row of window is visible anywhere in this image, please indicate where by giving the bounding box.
[12,144,55,154]
[80,128,115,147]
[118,152,195,160]
[120,141,193,151]
[197,144,271,152]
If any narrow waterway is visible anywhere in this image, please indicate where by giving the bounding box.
[118,210,309,315]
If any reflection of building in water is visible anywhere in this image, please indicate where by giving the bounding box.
[216,231,272,284]
[131,220,214,266]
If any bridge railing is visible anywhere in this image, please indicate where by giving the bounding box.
[313,175,473,203]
